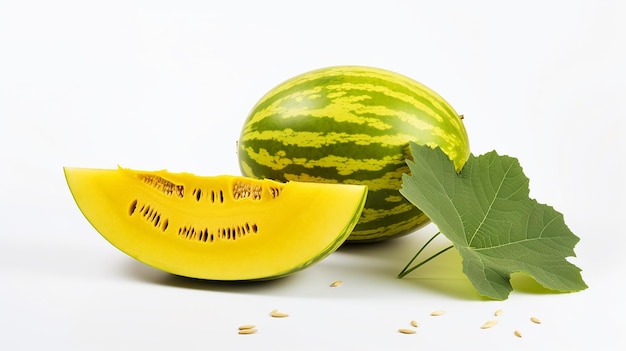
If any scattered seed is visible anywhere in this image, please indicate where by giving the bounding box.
[398,328,416,334]
[494,309,503,317]
[270,309,289,318]
[238,324,256,330]
[238,328,257,335]
[514,330,523,338]
[480,320,498,329]
[530,317,542,324]
[430,310,445,316]
[330,280,343,287]
[410,320,419,328]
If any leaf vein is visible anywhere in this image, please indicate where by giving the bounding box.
[467,161,515,246]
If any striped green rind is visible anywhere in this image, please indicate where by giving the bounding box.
[237,66,470,242]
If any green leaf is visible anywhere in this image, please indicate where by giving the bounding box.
[399,143,588,300]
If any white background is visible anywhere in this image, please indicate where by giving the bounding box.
[1,1,624,350]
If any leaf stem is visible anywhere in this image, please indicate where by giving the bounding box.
[397,231,453,278]
[398,231,441,276]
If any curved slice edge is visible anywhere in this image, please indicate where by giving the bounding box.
[64,167,367,280]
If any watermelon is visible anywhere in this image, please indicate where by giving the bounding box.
[237,66,470,242]
[65,167,367,280]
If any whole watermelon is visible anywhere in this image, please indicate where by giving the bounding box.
[237,66,470,242]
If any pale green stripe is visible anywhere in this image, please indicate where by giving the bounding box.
[349,214,428,240]
[325,82,447,123]
[359,202,415,224]
[283,170,406,192]
[244,84,444,133]
[243,146,405,176]
[241,129,431,148]
[385,195,404,203]
[243,66,458,134]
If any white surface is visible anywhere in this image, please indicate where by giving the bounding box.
[1,1,624,350]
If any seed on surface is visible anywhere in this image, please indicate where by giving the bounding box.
[398,328,416,334]
[330,280,343,287]
[480,320,498,329]
[530,317,542,324]
[494,309,503,317]
[430,310,445,316]
[410,320,419,328]
[238,324,256,330]
[270,309,289,318]
[514,330,523,338]
[238,328,257,335]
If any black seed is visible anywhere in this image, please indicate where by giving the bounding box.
[129,199,138,216]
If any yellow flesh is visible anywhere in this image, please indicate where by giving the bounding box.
[64,167,367,280]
